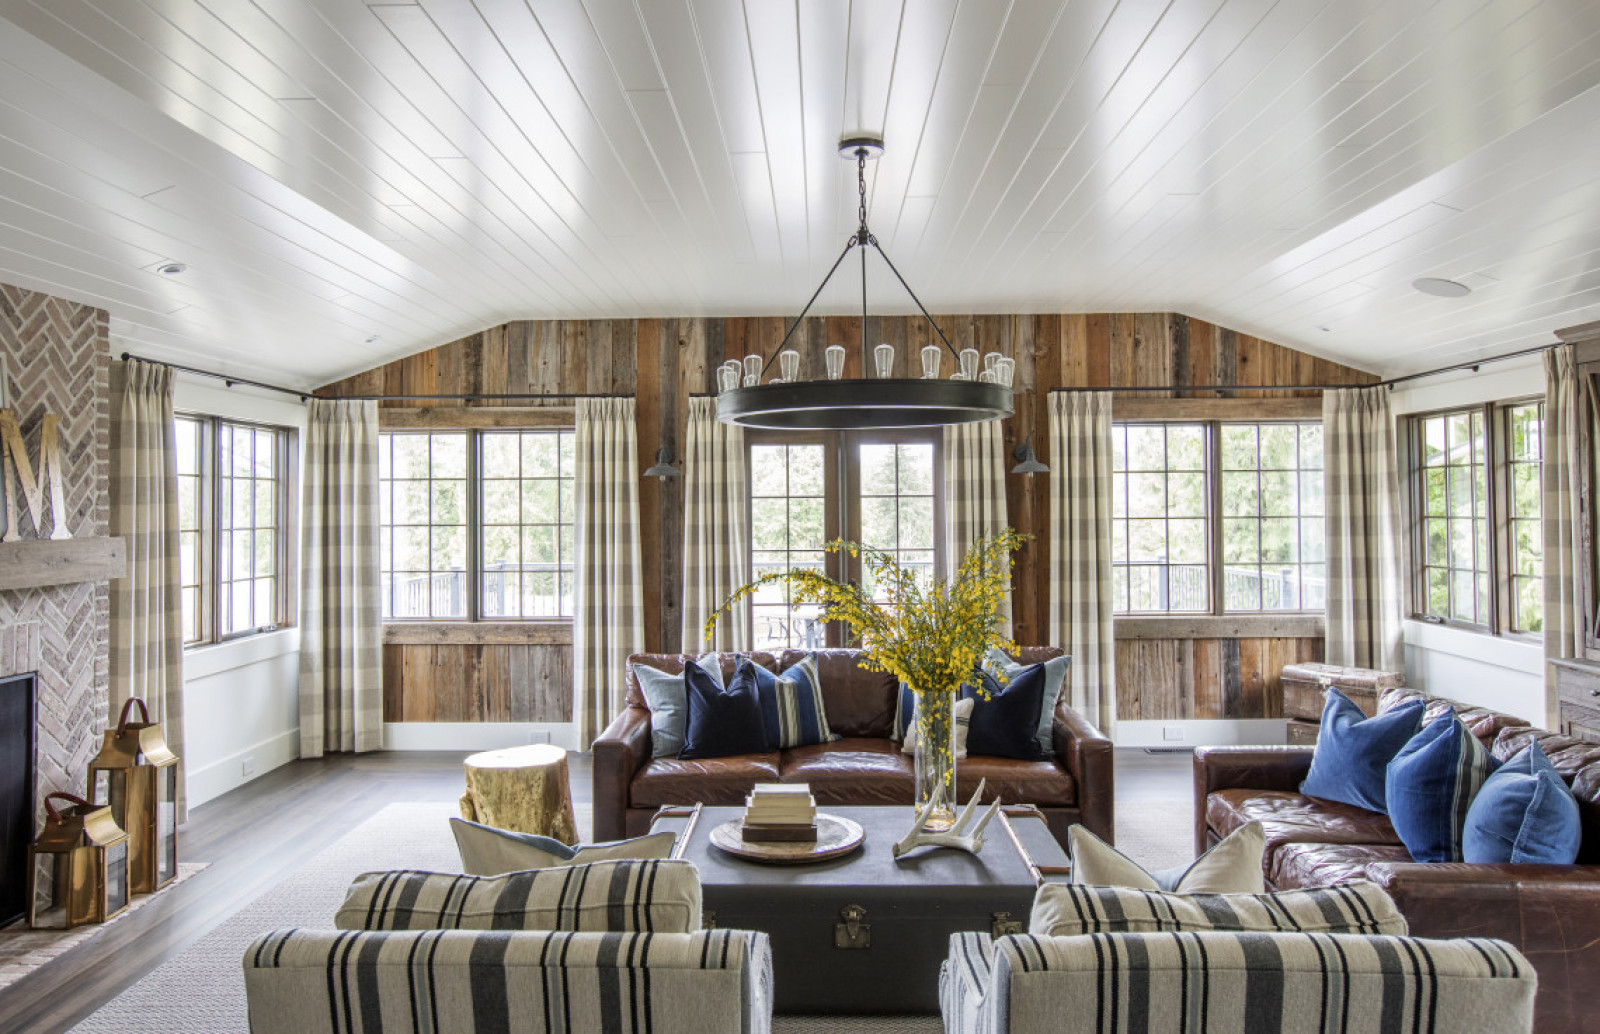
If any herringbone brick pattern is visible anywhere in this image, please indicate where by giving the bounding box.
[0,282,110,807]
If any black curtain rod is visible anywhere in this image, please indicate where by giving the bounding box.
[1048,341,1558,395]
[121,352,313,401]
[129,336,1560,405]
[119,353,627,403]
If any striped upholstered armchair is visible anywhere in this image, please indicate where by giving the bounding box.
[942,882,1536,1034]
[242,860,772,1034]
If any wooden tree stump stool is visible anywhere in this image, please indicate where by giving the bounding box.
[459,744,579,845]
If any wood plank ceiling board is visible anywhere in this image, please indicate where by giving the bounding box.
[0,0,1598,381]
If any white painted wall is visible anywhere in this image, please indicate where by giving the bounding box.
[1388,356,1548,725]
[173,377,307,807]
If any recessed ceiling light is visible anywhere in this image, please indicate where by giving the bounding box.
[1316,325,1332,332]
[156,261,187,275]
[365,335,380,344]
[1413,277,1471,298]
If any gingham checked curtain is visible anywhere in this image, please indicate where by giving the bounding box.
[1047,391,1116,734]
[943,419,1012,635]
[574,397,645,746]
[1543,345,1589,728]
[297,399,383,757]
[109,358,186,818]
[1323,386,1404,672]
[681,396,749,652]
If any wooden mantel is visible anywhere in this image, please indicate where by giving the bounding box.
[0,537,125,591]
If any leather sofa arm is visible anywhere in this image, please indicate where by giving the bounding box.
[1365,860,1600,951]
[1192,746,1314,856]
[592,705,652,842]
[1052,705,1114,843]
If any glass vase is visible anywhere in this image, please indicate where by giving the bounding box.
[912,686,958,831]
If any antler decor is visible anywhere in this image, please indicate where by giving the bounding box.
[891,778,1000,859]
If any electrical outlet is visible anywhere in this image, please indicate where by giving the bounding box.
[528,730,551,745]
[241,755,257,777]
[1162,727,1183,742]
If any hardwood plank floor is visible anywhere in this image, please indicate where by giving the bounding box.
[0,748,1182,1033]
[0,751,592,1034]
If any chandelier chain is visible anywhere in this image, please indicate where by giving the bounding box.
[857,151,869,233]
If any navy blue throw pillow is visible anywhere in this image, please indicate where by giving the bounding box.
[1385,713,1500,862]
[1300,688,1425,813]
[962,666,1048,760]
[678,657,770,760]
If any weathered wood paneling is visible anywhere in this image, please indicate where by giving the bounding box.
[319,312,1374,724]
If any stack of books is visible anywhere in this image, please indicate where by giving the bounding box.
[741,783,818,843]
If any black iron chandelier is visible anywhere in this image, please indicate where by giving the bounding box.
[715,136,1014,430]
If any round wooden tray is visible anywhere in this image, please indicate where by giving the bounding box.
[708,814,866,865]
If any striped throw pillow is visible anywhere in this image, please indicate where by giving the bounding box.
[740,654,838,750]
[335,859,702,933]
[1029,880,1408,938]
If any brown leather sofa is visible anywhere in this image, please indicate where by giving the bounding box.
[1194,686,1600,1034]
[593,647,1113,849]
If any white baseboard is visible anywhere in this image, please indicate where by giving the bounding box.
[383,722,581,752]
[1115,719,1287,749]
[186,729,300,808]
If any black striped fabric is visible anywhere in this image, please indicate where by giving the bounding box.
[334,860,701,934]
[1029,881,1407,939]
[243,928,772,1034]
[975,931,1534,1034]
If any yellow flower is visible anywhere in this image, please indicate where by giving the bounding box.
[706,529,1027,705]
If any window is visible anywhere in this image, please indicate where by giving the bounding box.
[1111,420,1324,614]
[1411,401,1543,635]
[746,432,941,650]
[1219,422,1325,612]
[378,429,575,621]
[175,415,294,646]
[1112,424,1208,611]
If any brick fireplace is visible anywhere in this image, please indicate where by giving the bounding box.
[0,282,111,830]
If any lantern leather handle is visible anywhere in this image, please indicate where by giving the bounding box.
[44,792,92,822]
[116,696,151,732]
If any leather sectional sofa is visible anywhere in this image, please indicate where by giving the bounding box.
[593,647,1113,848]
[1194,686,1600,1034]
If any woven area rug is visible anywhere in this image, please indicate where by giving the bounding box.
[72,798,1194,1033]
[0,862,207,992]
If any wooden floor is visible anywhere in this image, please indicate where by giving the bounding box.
[0,748,1185,1034]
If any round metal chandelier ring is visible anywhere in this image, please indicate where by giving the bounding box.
[716,378,1012,430]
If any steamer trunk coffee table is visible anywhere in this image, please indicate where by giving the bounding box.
[649,804,1070,1014]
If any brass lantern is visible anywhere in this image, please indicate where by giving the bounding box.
[88,698,180,894]
[28,792,130,928]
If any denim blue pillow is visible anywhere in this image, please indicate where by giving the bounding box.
[739,654,839,751]
[1300,688,1425,813]
[1462,740,1582,865]
[962,666,1048,760]
[1385,713,1500,862]
[678,657,768,760]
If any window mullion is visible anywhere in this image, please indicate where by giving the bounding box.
[1487,403,1510,636]
[1207,422,1224,615]
[468,430,481,622]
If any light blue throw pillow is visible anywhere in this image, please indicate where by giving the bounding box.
[1385,713,1500,862]
[633,655,723,758]
[1300,688,1425,813]
[1462,740,1582,865]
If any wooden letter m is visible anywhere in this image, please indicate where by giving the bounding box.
[0,408,72,541]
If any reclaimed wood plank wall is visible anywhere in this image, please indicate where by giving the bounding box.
[320,312,1374,726]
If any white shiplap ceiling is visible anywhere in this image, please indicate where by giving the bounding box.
[2,0,1599,389]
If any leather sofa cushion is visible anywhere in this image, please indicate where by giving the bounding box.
[1206,789,1401,853]
[629,754,781,807]
[780,739,913,805]
[1381,686,1530,749]
[956,756,1077,808]
[1267,841,1413,891]
[780,649,898,739]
